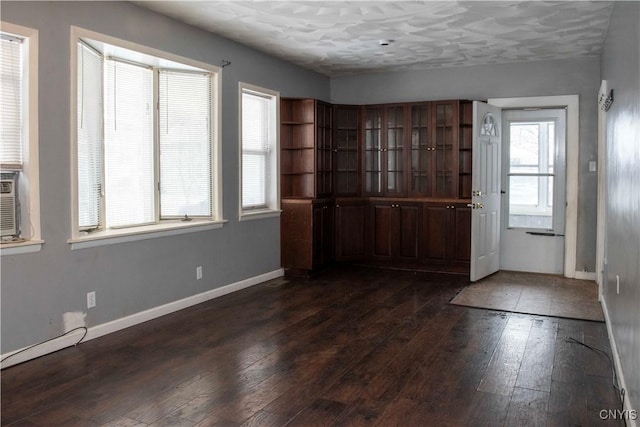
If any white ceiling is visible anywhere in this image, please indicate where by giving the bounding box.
[136,1,614,77]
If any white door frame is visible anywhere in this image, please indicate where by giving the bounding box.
[596,81,608,295]
[488,95,579,279]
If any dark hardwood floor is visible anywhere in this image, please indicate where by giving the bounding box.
[1,265,623,426]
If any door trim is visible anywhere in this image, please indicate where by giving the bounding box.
[596,81,608,296]
[488,95,579,279]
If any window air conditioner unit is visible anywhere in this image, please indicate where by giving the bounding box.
[1,173,19,238]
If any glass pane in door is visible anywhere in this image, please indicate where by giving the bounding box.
[364,107,382,194]
[386,106,404,193]
[508,121,555,229]
[411,104,430,195]
[434,103,454,196]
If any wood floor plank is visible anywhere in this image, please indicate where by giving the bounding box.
[330,399,385,427]
[284,398,347,427]
[546,380,588,427]
[504,387,549,427]
[475,316,530,396]
[238,410,289,427]
[514,323,557,392]
[551,318,585,385]
[464,391,511,427]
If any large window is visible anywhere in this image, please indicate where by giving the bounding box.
[239,83,279,219]
[72,28,221,242]
[0,23,40,251]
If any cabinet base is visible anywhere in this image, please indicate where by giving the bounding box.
[350,260,470,276]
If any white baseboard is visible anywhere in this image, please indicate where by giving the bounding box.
[575,271,597,281]
[0,268,284,369]
[600,297,638,427]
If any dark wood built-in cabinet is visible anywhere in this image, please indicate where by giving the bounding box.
[281,97,474,276]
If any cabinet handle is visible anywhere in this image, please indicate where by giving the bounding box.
[336,204,340,208]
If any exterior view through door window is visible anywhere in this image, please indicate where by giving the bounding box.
[508,120,555,230]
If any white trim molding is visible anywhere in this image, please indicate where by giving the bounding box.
[489,95,580,279]
[600,297,639,427]
[0,268,284,369]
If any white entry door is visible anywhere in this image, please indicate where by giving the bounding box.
[500,109,566,274]
[470,101,502,282]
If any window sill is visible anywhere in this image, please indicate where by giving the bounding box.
[238,209,282,222]
[0,239,44,256]
[68,219,227,250]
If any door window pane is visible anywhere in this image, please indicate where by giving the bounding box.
[507,120,555,230]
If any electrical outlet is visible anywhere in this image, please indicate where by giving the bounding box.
[196,266,203,280]
[87,291,96,309]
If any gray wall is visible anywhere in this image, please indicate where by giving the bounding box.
[0,1,329,353]
[601,1,640,414]
[331,57,601,273]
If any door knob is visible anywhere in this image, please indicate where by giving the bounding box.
[467,203,485,209]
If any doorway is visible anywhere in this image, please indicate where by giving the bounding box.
[489,95,579,278]
[500,109,567,274]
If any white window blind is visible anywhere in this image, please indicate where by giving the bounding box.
[159,70,211,217]
[104,59,154,228]
[77,43,103,229]
[242,91,271,209]
[0,34,23,168]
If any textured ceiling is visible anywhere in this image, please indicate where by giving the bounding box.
[136,1,614,77]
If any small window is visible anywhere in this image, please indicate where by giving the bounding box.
[239,83,280,219]
[0,23,40,248]
[72,28,221,241]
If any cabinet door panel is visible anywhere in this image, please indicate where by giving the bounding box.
[422,204,449,263]
[281,202,313,270]
[313,202,334,267]
[397,204,420,260]
[452,205,471,263]
[371,204,393,259]
[335,202,366,261]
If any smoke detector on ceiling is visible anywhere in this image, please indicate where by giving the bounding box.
[378,39,394,46]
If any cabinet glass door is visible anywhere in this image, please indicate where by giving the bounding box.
[364,107,382,195]
[386,106,405,194]
[433,102,456,197]
[316,102,332,197]
[411,104,431,195]
[334,106,359,196]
